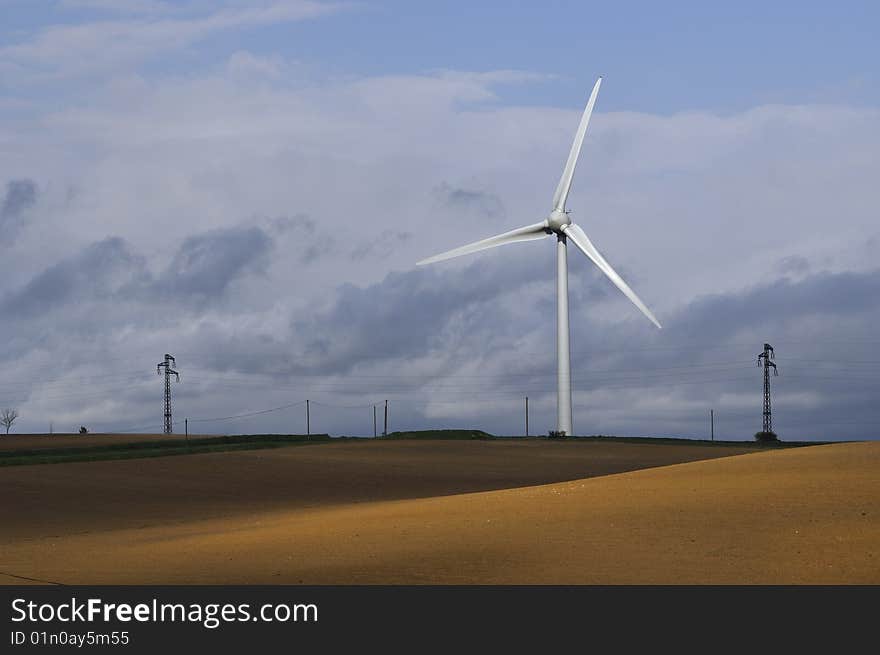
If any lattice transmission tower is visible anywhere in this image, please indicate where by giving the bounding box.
[157,354,180,434]
[756,343,778,434]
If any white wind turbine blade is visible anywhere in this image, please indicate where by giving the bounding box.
[416,221,549,266]
[563,223,662,329]
[552,77,602,212]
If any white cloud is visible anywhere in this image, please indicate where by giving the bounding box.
[1,1,345,79]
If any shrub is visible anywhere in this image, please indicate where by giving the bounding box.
[754,430,778,442]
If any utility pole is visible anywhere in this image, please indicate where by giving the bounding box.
[306,399,310,438]
[710,409,714,441]
[373,405,377,438]
[384,399,388,437]
[756,343,778,434]
[156,354,179,434]
[525,396,529,437]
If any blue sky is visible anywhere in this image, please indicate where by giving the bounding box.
[298,0,880,111]
[0,1,878,439]
[4,0,878,111]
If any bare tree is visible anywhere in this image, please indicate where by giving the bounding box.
[1,408,19,435]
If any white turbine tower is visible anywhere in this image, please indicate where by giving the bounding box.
[417,77,662,436]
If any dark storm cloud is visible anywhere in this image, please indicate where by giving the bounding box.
[1,224,273,319]
[669,269,880,345]
[0,179,37,242]
[434,182,505,219]
[562,266,880,382]
[291,253,549,374]
[283,246,626,379]
[0,237,147,317]
[153,225,273,303]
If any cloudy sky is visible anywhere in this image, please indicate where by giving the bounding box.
[1,0,878,440]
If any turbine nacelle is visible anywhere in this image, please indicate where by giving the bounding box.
[547,209,571,233]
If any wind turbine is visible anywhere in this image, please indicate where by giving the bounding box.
[417,77,661,436]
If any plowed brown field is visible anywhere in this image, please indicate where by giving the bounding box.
[1,439,875,584]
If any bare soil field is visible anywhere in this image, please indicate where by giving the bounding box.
[0,439,753,541]
[1,440,876,584]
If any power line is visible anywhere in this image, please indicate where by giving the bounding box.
[309,399,383,409]
[188,399,307,423]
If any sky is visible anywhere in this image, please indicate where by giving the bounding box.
[0,0,878,440]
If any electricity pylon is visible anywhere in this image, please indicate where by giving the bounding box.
[157,354,180,434]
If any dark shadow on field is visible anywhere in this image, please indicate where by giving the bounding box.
[0,438,774,541]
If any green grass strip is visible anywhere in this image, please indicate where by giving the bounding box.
[0,435,330,467]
